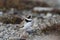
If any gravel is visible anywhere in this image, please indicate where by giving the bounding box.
[0,13,60,40]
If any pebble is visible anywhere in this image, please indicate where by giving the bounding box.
[3,34,9,39]
[0,38,3,40]
[0,32,3,38]
[0,26,5,31]
[0,13,60,40]
[9,37,20,40]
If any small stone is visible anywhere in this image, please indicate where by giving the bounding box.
[0,32,3,38]
[0,26,5,31]
[46,13,52,17]
[10,30,15,35]
[53,15,56,17]
[0,38,3,40]
[43,13,52,18]
[40,13,45,18]
[3,34,9,39]
[0,23,3,26]
[9,37,20,40]
[6,24,11,28]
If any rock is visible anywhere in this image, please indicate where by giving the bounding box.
[0,22,3,26]
[8,27,12,31]
[10,30,16,35]
[20,31,29,39]
[9,37,20,40]
[40,13,45,18]
[0,38,3,40]
[43,20,51,27]
[6,24,11,28]
[43,13,52,18]
[0,32,3,38]
[0,26,5,31]
[39,23,47,30]
[3,34,9,39]
[46,13,52,17]
[53,15,56,18]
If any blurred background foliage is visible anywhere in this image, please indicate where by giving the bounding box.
[0,0,50,10]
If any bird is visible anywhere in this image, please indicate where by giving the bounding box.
[22,15,33,33]
[20,15,34,40]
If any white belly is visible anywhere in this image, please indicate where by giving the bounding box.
[23,22,33,31]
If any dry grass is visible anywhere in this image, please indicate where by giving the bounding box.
[0,15,23,24]
[41,24,60,34]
